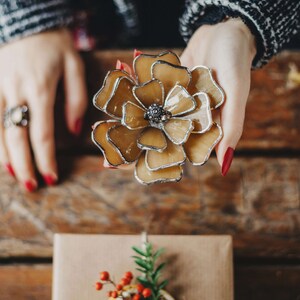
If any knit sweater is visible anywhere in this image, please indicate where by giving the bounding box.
[0,0,299,68]
[179,0,300,68]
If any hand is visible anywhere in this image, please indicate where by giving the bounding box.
[181,18,256,175]
[0,28,88,191]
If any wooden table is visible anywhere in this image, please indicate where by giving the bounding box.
[0,50,300,300]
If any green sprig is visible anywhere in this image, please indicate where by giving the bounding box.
[132,242,169,300]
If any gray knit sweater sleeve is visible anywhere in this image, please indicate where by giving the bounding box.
[0,0,72,45]
[179,0,300,68]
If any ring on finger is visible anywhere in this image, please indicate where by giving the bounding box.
[3,105,29,128]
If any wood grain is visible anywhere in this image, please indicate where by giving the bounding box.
[0,155,299,258]
[55,50,300,152]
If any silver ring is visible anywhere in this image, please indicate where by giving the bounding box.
[3,105,29,128]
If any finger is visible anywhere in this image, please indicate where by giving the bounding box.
[0,96,15,177]
[28,83,58,186]
[215,76,250,176]
[3,85,37,191]
[180,47,194,68]
[64,53,88,136]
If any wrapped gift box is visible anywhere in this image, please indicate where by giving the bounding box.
[52,234,233,300]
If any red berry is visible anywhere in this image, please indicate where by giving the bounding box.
[120,277,130,286]
[133,294,141,300]
[124,271,133,279]
[100,271,110,281]
[95,282,103,290]
[142,288,152,298]
[136,284,144,293]
[116,284,123,291]
[111,291,118,298]
[107,291,113,297]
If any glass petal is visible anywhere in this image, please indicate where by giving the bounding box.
[164,85,196,116]
[122,101,148,130]
[107,125,142,163]
[163,118,193,145]
[184,123,222,165]
[151,61,191,95]
[185,92,213,133]
[92,121,124,166]
[146,139,185,171]
[134,51,180,84]
[133,79,164,108]
[93,70,131,111]
[188,66,225,109]
[135,153,183,185]
[105,77,140,119]
[137,127,167,151]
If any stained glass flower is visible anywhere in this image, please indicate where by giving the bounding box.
[92,51,224,184]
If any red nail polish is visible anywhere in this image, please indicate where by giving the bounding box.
[221,147,235,176]
[74,118,83,136]
[24,180,36,192]
[116,59,124,70]
[133,49,142,58]
[5,163,15,177]
[107,166,118,169]
[43,174,57,186]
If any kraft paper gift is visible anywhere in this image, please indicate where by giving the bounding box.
[52,234,233,300]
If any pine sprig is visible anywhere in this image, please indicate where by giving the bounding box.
[132,242,169,300]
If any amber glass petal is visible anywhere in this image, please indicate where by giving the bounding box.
[146,139,185,171]
[133,79,164,108]
[188,66,225,109]
[135,153,183,185]
[134,51,180,84]
[137,127,167,151]
[93,70,131,111]
[184,123,222,165]
[107,125,142,163]
[105,77,140,119]
[92,121,124,166]
[185,92,213,133]
[164,85,196,116]
[151,61,191,95]
[163,118,193,145]
[122,101,149,130]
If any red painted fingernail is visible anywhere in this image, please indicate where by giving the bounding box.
[221,147,234,176]
[107,166,118,169]
[133,49,142,58]
[116,59,124,70]
[5,163,15,177]
[74,118,83,136]
[24,180,37,192]
[43,174,57,186]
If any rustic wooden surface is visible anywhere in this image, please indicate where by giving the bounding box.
[0,50,300,300]
[0,156,300,258]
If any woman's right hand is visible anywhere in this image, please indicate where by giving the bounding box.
[0,28,88,191]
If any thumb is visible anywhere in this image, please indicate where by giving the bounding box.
[64,53,88,136]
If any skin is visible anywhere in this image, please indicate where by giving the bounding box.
[0,19,256,189]
[181,18,257,167]
[0,29,88,190]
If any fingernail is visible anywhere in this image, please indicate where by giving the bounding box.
[221,147,234,176]
[5,163,15,177]
[133,49,142,58]
[116,59,124,70]
[107,166,117,169]
[43,174,57,186]
[74,118,83,136]
[24,180,37,192]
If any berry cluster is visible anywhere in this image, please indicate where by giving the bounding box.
[95,271,152,299]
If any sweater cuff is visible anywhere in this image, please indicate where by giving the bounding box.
[179,0,300,68]
[0,0,73,45]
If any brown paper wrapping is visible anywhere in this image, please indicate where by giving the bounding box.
[52,234,233,300]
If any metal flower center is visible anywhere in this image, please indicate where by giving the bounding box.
[144,103,172,125]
